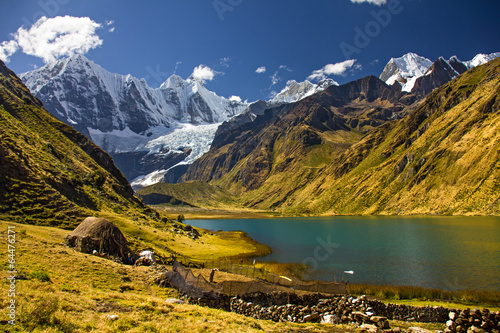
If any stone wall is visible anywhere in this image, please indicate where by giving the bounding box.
[184,292,500,332]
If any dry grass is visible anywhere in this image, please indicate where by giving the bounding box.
[0,221,359,333]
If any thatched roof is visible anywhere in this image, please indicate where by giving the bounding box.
[65,217,131,261]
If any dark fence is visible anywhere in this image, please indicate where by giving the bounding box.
[205,261,347,295]
[158,260,346,298]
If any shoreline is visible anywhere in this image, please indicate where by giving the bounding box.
[153,205,500,220]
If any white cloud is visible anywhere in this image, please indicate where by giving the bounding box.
[279,65,293,72]
[2,16,103,63]
[192,65,216,83]
[105,20,115,33]
[255,66,266,74]
[0,40,19,63]
[269,71,281,88]
[220,57,231,68]
[307,59,357,81]
[173,61,182,74]
[229,95,242,103]
[350,0,387,5]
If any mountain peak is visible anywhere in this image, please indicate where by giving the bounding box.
[380,52,433,86]
[465,52,500,69]
[270,78,338,104]
[160,74,185,89]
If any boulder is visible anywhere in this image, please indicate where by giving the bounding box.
[321,314,340,324]
[303,313,320,322]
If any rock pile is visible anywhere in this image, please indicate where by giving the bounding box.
[189,292,391,327]
[170,223,201,240]
[228,295,384,324]
[368,300,453,322]
[185,292,499,331]
[445,308,500,333]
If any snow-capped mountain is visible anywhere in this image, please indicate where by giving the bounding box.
[20,54,250,186]
[410,56,468,96]
[270,78,338,104]
[380,52,500,93]
[21,55,249,133]
[465,53,500,68]
[379,52,433,92]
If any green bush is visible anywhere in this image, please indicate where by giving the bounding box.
[28,271,51,282]
[19,293,59,328]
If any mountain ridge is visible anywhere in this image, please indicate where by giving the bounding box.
[20,54,251,185]
[380,52,500,94]
[181,75,418,198]
[0,59,150,227]
[175,58,500,215]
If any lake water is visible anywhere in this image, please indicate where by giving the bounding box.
[187,216,500,291]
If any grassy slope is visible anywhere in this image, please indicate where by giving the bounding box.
[289,57,500,216]
[0,60,272,277]
[137,182,238,209]
[0,221,357,333]
[0,60,148,228]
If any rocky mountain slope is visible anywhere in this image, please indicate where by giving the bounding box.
[174,58,500,215]
[214,79,339,144]
[20,55,250,185]
[292,57,500,215]
[0,60,149,227]
[181,75,420,206]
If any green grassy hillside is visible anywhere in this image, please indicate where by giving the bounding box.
[0,60,152,228]
[288,58,500,215]
[137,181,237,209]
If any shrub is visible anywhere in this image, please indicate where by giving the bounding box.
[19,292,59,328]
[28,270,50,282]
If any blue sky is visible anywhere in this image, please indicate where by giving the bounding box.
[1,0,499,101]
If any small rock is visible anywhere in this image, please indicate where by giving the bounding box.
[360,323,378,332]
[303,313,320,322]
[165,298,185,304]
[446,320,457,329]
[449,312,458,321]
[107,314,119,321]
[321,314,340,324]
[467,327,485,333]
[371,316,388,323]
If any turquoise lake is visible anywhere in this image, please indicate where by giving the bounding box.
[187,216,500,291]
